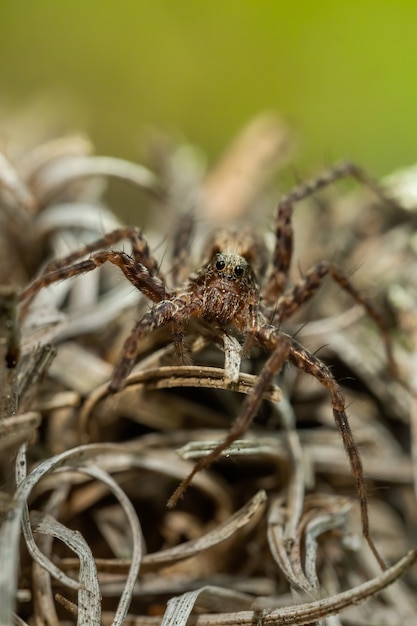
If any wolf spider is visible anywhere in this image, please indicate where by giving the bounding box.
[20,162,395,570]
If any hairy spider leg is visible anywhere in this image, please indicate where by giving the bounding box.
[109,297,197,391]
[263,161,396,305]
[19,227,168,320]
[171,211,196,285]
[267,260,395,372]
[279,330,387,571]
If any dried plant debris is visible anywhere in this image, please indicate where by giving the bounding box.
[0,115,417,625]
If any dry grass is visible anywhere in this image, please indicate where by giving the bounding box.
[1,115,416,625]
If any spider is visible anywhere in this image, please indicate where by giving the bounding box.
[19,161,396,570]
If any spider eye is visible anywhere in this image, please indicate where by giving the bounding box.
[234,265,244,277]
[215,258,225,271]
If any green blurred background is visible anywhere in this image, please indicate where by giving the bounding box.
[1,1,417,184]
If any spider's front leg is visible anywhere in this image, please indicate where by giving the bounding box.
[19,227,168,321]
[257,325,387,571]
[109,296,194,392]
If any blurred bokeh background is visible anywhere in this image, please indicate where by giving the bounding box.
[1,1,417,209]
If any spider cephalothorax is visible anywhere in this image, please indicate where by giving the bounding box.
[186,252,259,330]
[19,161,396,570]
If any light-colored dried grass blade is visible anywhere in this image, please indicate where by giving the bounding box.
[268,494,353,599]
[17,135,93,184]
[30,511,101,626]
[0,443,145,623]
[176,436,289,463]
[0,499,25,624]
[302,496,352,591]
[158,549,417,626]
[0,152,35,214]
[0,412,41,451]
[162,586,255,626]
[275,396,306,544]
[79,366,281,442]
[88,446,233,514]
[32,155,161,205]
[202,112,293,223]
[33,202,121,238]
[48,342,113,394]
[142,490,266,571]
[74,465,143,626]
[267,497,311,594]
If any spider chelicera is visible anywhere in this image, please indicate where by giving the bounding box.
[19,162,396,570]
